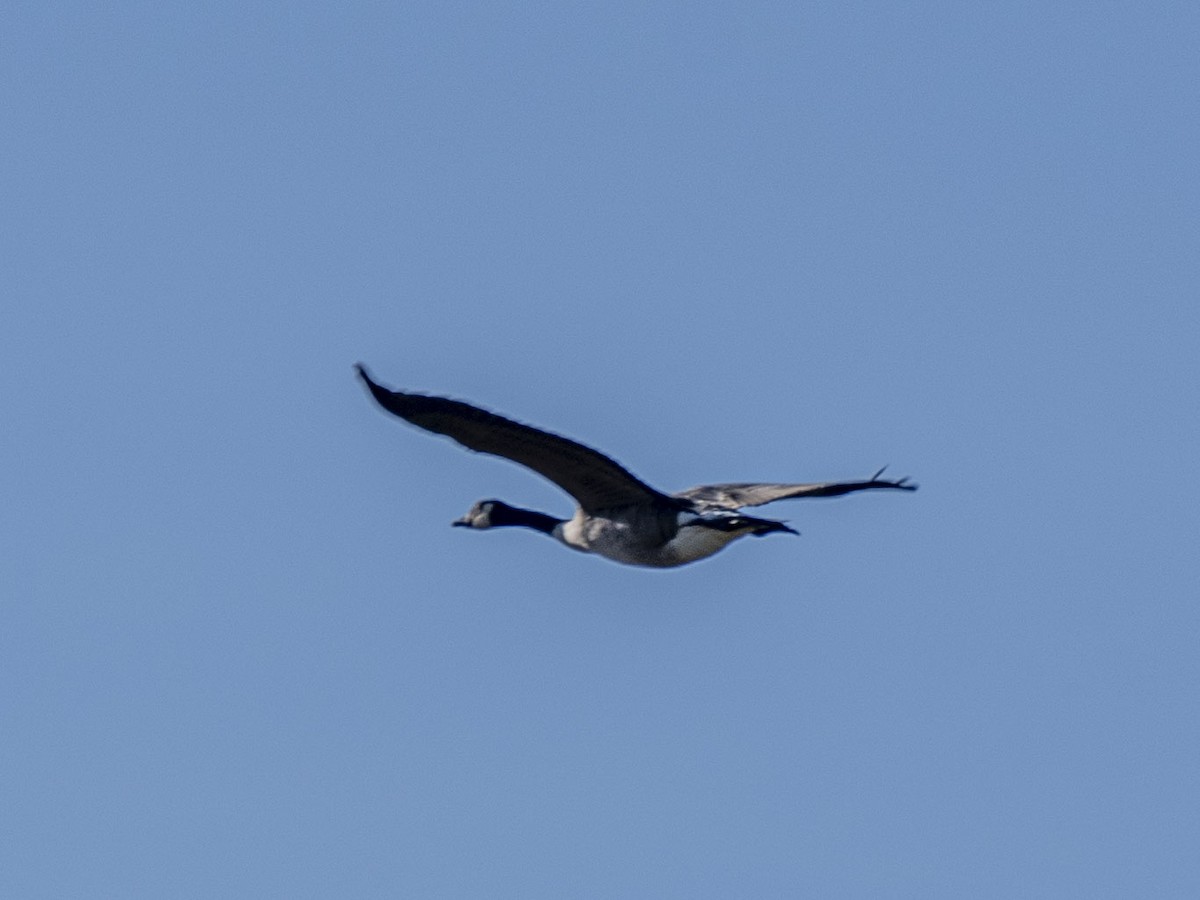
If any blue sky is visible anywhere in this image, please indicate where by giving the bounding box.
[4,1,1198,896]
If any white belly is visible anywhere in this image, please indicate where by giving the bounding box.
[660,524,743,564]
[555,515,741,567]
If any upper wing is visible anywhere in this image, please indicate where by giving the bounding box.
[675,470,917,509]
[357,365,667,512]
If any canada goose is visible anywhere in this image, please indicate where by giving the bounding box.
[356,364,916,568]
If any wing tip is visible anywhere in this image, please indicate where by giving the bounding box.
[355,363,400,413]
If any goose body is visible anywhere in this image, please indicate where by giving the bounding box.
[356,365,916,568]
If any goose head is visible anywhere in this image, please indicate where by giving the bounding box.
[453,499,504,529]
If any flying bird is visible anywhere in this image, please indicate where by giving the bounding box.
[356,364,916,568]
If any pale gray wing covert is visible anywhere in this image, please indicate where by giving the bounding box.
[675,469,917,509]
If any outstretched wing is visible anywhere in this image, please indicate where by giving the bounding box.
[675,469,917,509]
[357,365,667,512]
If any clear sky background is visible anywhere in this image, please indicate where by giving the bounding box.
[4,2,1198,897]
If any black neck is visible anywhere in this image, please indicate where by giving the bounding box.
[492,503,562,536]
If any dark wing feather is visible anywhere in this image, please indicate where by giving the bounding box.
[675,472,917,509]
[357,365,667,512]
